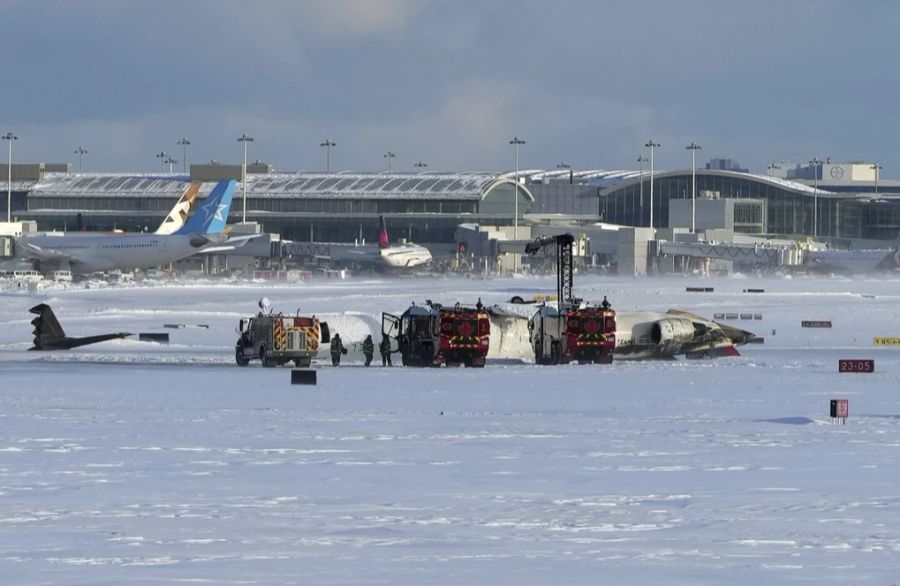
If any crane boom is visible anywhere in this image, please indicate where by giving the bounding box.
[525,233,575,305]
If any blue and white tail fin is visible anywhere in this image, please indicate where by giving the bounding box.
[175,180,236,235]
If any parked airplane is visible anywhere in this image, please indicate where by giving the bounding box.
[283,215,433,270]
[16,180,242,273]
[29,303,130,350]
[376,215,433,268]
[804,247,900,275]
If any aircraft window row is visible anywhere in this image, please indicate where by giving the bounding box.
[99,242,157,249]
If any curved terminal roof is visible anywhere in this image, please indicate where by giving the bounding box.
[31,173,191,197]
[30,171,533,201]
[248,172,531,200]
[598,169,841,198]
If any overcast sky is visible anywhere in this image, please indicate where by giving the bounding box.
[1,0,897,176]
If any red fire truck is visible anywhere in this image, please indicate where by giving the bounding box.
[382,302,490,367]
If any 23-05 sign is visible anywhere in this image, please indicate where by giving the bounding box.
[839,359,874,373]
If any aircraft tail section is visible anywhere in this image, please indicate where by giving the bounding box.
[378,215,390,249]
[30,304,65,348]
[29,303,130,350]
[156,182,201,234]
[176,180,236,235]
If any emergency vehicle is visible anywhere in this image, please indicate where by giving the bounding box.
[529,302,616,364]
[523,233,616,364]
[382,301,490,367]
[235,300,330,367]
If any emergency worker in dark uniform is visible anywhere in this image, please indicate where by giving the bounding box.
[380,335,392,366]
[330,333,345,366]
[362,334,375,366]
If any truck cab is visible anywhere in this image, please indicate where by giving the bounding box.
[383,302,490,367]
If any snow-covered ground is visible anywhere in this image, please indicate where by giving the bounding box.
[1,274,899,585]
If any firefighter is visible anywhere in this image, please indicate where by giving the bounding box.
[601,296,612,311]
[476,297,484,311]
[330,333,346,366]
[362,334,374,366]
[380,335,392,366]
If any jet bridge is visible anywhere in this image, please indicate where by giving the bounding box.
[656,240,803,267]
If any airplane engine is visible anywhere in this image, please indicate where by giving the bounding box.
[651,318,696,349]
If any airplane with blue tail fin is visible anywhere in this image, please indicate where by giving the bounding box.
[15,180,246,273]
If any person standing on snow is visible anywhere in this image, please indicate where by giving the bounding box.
[380,335,392,366]
[362,334,375,366]
[330,333,346,366]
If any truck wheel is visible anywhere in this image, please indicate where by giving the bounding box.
[235,346,250,367]
[550,341,562,365]
[261,346,276,367]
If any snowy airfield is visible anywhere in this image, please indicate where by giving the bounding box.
[1,274,900,585]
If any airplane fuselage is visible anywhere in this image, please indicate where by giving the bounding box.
[612,311,753,359]
[379,243,433,268]
[19,232,210,273]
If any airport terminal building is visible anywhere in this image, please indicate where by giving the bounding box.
[8,165,534,247]
[4,160,900,252]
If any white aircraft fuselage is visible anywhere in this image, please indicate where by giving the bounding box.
[18,232,218,273]
[379,243,433,268]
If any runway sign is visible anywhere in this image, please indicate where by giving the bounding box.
[830,399,849,423]
[873,337,900,346]
[291,369,318,385]
[838,359,874,373]
[802,320,832,328]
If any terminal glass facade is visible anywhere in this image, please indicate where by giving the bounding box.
[600,172,900,239]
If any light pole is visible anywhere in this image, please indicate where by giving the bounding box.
[414,160,428,170]
[176,138,190,173]
[637,155,647,225]
[685,142,701,232]
[556,161,572,184]
[320,139,336,173]
[645,139,660,230]
[383,150,396,173]
[74,146,88,173]
[156,151,168,172]
[237,134,254,224]
[509,137,525,242]
[871,163,882,195]
[767,162,781,177]
[3,132,17,222]
[809,158,821,237]
[165,156,177,173]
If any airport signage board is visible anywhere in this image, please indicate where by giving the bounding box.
[873,337,900,346]
[838,359,874,373]
[801,320,832,328]
[830,399,849,420]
